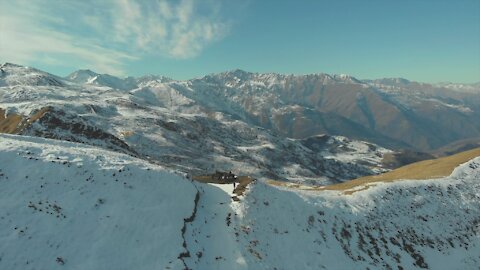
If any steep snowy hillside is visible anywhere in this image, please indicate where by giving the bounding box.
[0,134,199,270]
[181,151,480,270]
[232,159,480,270]
[2,134,478,270]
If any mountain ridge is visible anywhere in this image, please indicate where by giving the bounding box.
[3,62,478,93]
[2,62,479,153]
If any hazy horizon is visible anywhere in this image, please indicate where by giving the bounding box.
[1,0,479,83]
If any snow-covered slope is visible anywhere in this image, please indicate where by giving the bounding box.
[178,155,480,270]
[1,134,478,270]
[0,134,199,269]
[231,159,480,269]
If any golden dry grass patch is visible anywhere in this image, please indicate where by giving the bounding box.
[0,108,23,133]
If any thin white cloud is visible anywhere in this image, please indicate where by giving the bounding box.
[109,0,229,59]
[0,0,232,75]
[0,7,136,75]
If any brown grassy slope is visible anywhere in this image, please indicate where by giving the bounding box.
[0,108,23,133]
[0,107,50,134]
[268,147,480,194]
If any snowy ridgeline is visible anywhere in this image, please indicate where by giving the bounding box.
[1,134,479,270]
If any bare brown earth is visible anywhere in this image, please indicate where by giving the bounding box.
[0,108,23,133]
[268,147,480,195]
[0,107,50,134]
[192,175,254,200]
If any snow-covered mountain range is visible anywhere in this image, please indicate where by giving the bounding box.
[71,66,480,152]
[2,63,478,183]
[0,63,402,185]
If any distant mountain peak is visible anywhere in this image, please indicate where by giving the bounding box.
[332,74,362,84]
[374,77,412,85]
[136,74,173,85]
[0,62,65,87]
[221,69,254,79]
[66,69,100,83]
[230,68,251,75]
[65,69,135,90]
[72,69,98,75]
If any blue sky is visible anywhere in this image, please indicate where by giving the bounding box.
[1,0,479,82]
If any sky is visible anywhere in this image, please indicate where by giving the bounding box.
[0,0,479,83]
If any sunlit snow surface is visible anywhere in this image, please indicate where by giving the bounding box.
[1,134,479,270]
[0,134,197,270]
